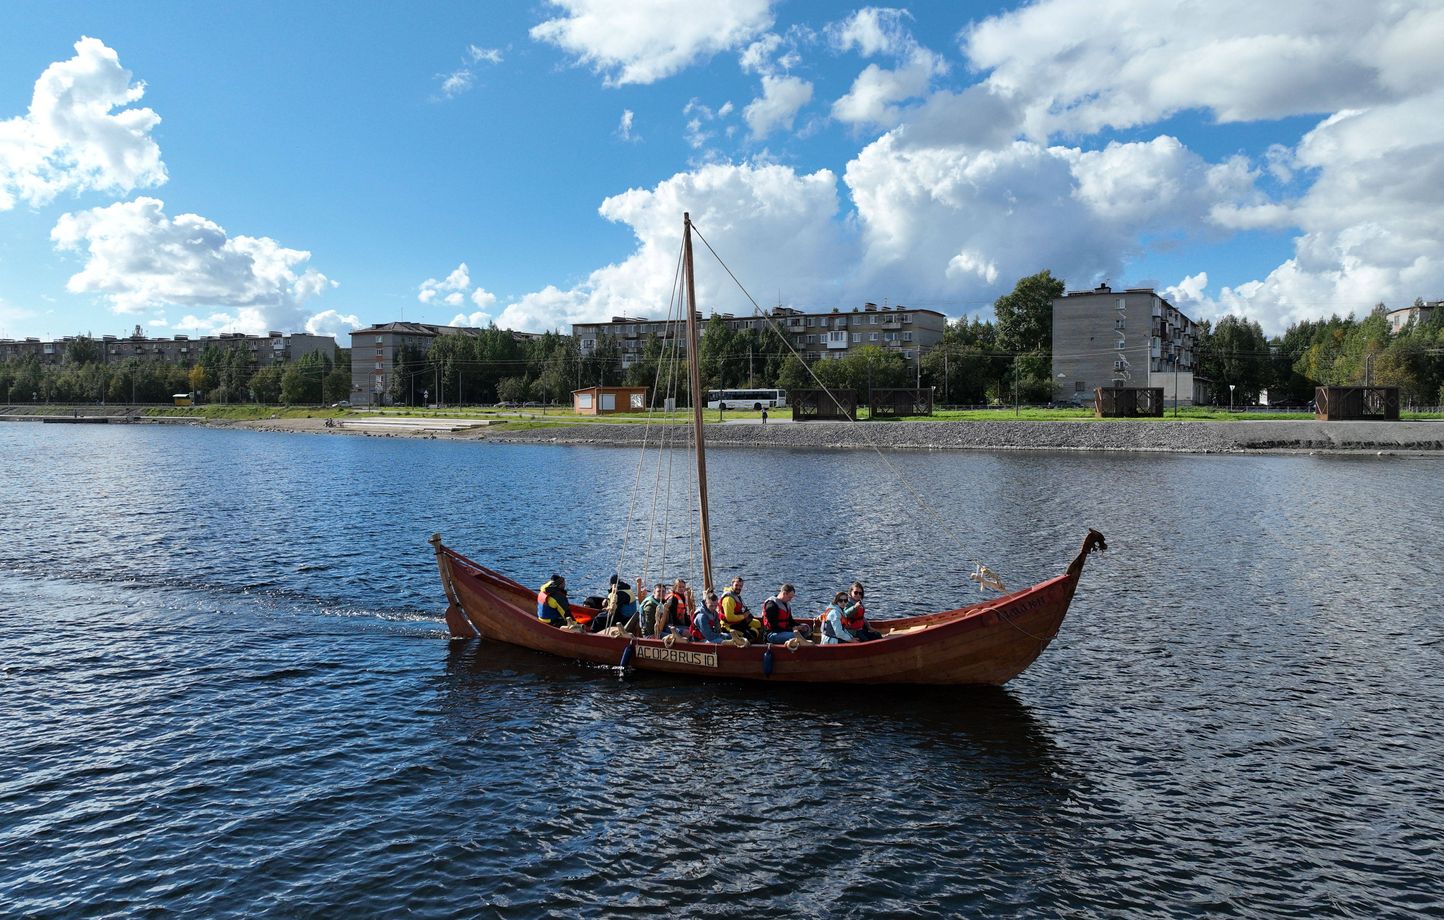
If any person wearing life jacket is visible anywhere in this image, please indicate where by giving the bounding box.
[654,578,692,639]
[593,574,637,632]
[719,576,763,640]
[762,583,811,643]
[841,581,882,641]
[690,590,729,643]
[819,591,853,644]
[536,574,571,628]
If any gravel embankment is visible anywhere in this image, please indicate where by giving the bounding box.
[485,419,1444,454]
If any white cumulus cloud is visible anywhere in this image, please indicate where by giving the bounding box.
[495,162,850,332]
[0,36,166,210]
[963,0,1444,137]
[531,0,774,86]
[50,197,334,333]
[305,309,361,339]
[744,75,813,138]
[419,263,471,303]
[827,7,914,57]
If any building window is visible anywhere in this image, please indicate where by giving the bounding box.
[1114,360,1125,370]
[903,350,913,359]
[901,314,911,324]
[1116,298,1125,311]
[1117,339,1126,349]
[375,335,383,344]
[903,331,913,341]
[852,332,862,343]
[869,333,878,342]
[869,315,878,324]
[1075,381,1085,393]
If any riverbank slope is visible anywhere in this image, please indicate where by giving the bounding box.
[223,416,1444,454]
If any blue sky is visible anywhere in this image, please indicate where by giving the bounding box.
[3,1,1442,343]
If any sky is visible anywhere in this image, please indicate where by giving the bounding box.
[2,0,1442,344]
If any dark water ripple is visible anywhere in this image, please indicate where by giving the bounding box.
[2,424,1443,917]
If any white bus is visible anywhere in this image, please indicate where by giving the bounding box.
[706,388,788,410]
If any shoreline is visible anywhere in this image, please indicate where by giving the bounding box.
[8,409,1442,455]
[215,416,1444,456]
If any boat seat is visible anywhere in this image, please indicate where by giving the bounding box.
[883,623,934,636]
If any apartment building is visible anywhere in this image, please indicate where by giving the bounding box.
[349,321,541,406]
[1386,301,1439,334]
[572,302,948,370]
[1051,285,1203,405]
[0,327,336,369]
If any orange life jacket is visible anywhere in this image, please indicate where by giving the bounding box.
[841,601,866,633]
[662,592,689,628]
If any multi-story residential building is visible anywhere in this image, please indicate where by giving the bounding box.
[1051,285,1203,405]
[1386,300,1439,334]
[572,302,948,371]
[0,327,336,369]
[349,321,541,406]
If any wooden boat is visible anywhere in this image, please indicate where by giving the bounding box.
[432,213,1105,686]
[432,529,1104,685]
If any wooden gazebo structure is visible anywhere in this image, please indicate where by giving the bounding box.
[791,389,857,421]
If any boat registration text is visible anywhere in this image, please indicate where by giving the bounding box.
[637,645,718,668]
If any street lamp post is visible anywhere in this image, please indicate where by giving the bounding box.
[1229,383,1236,412]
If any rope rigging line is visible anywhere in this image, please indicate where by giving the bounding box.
[689,222,988,575]
[615,238,686,594]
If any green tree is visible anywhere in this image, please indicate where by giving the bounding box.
[323,364,351,403]
[994,270,1062,354]
[281,351,327,404]
[64,336,99,365]
[1199,315,1271,404]
[496,375,531,404]
[250,365,284,404]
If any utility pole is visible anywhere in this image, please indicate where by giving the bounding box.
[748,346,753,389]
[1013,355,1020,417]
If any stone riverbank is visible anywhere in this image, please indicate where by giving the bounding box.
[223,416,1444,455]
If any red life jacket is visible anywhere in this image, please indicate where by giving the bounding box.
[663,592,689,629]
[841,601,866,633]
[763,597,793,633]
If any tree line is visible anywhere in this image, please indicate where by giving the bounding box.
[7,282,1441,409]
[0,339,352,405]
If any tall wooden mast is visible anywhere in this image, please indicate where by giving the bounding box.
[682,212,714,593]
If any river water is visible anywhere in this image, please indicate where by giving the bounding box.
[1,423,1441,917]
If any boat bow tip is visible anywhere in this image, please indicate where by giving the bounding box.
[1067,529,1108,579]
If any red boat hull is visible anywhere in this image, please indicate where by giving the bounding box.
[431,530,1105,686]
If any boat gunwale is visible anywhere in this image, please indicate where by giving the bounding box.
[438,541,1078,664]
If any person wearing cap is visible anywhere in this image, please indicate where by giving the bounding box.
[593,573,637,632]
[536,574,571,627]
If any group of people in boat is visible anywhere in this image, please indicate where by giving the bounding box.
[535,573,883,645]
